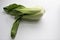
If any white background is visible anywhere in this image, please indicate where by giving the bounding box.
[0,0,60,40]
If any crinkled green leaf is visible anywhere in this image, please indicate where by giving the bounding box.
[3,4,25,16]
[11,16,22,39]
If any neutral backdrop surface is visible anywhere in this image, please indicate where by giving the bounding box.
[0,0,60,40]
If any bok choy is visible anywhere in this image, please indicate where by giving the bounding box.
[3,4,45,39]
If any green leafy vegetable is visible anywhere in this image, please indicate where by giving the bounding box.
[3,4,45,39]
